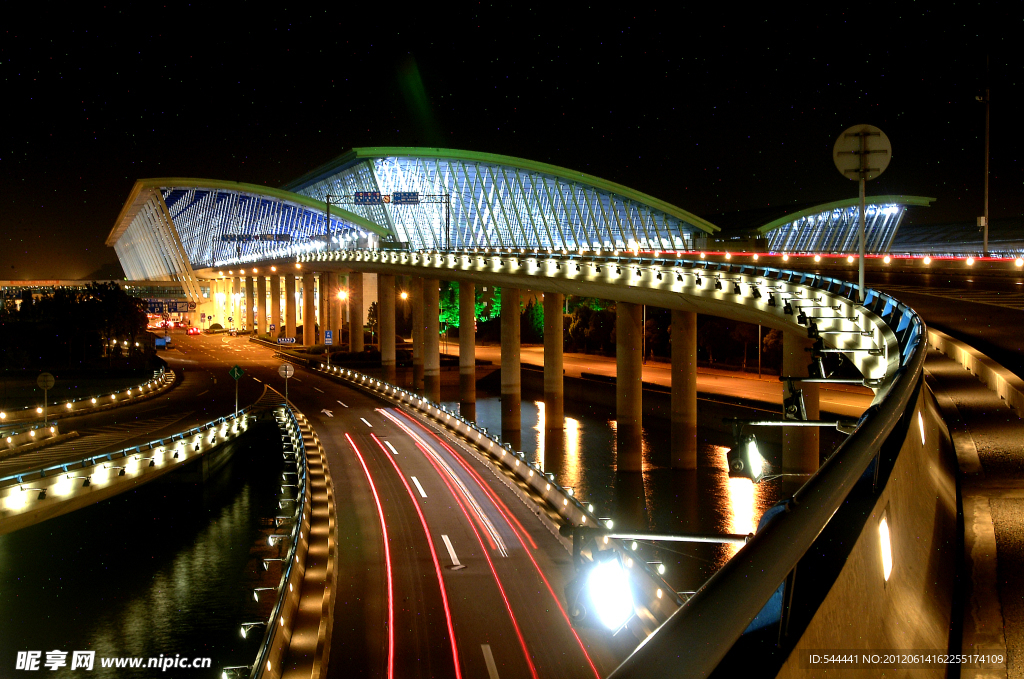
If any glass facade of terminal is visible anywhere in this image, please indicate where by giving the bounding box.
[290,154,706,252]
[764,204,907,254]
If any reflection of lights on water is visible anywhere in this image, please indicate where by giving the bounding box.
[563,417,581,490]
[534,400,545,471]
[713,444,761,558]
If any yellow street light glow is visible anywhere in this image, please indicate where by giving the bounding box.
[879,515,893,581]
[0,412,5,419]
[847,255,855,263]
[400,291,409,300]
[752,253,759,261]
[884,255,891,264]
[296,263,302,269]
[36,407,42,414]
[813,255,821,262]
[724,252,732,260]
[252,268,257,274]
[923,256,932,265]
[66,403,72,409]
[1016,258,1024,267]
[271,266,277,272]
[966,257,975,266]
[337,291,348,300]
[781,253,789,261]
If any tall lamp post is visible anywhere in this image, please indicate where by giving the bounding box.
[977,85,991,256]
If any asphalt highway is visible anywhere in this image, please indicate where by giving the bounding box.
[170,332,637,678]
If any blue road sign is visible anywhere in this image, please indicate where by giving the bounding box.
[270,324,276,331]
[393,191,420,205]
[324,330,333,346]
[277,337,296,344]
[354,191,383,205]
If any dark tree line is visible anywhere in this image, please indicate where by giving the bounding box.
[0,283,150,370]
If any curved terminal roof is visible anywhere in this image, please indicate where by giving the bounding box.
[756,195,935,254]
[283,147,720,251]
[106,178,385,296]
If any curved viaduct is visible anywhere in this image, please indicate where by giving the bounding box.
[107,148,956,677]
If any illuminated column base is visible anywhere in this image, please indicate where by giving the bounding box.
[285,275,297,341]
[245,276,255,333]
[671,309,698,469]
[782,332,820,473]
[459,282,476,421]
[350,272,364,353]
[616,301,643,472]
[270,275,281,339]
[257,276,267,336]
[424,279,441,403]
[380,274,396,382]
[501,287,521,450]
[543,292,564,432]
[412,277,424,390]
[302,272,316,346]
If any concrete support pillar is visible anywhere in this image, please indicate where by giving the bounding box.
[244,276,255,333]
[232,277,240,326]
[302,272,316,346]
[412,278,424,390]
[285,275,297,340]
[782,332,821,472]
[671,310,698,469]
[616,302,644,472]
[271,275,281,339]
[350,272,364,353]
[329,273,343,344]
[543,293,564,431]
[423,279,441,402]
[317,273,327,346]
[501,287,522,450]
[380,274,396,382]
[459,282,476,420]
[257,276,267,336]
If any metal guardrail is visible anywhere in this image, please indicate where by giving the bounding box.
[0,403,252,490]
[0,367,172,429]
[240,406,312,679]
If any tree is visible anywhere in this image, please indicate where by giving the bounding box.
[367,301,379,345]
[731,322,761,370]
[522,298,544,342]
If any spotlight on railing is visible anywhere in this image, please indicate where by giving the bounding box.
[267,534,291,547]
[252,587,276,602]
[239,622,266,639]
[221,666,252,679]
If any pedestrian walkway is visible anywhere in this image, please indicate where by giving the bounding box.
[0,411,196,478]
[925,342,1024,679]
[445,342,875,417]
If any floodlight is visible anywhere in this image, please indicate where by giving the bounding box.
[586,551,634,630]
[727,429,766,483]
[239,622,265,639]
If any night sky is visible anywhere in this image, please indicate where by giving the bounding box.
[2,5,1021,279]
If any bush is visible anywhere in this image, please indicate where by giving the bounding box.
[209,323,223,330]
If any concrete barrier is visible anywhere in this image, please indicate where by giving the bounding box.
[0,369,176,427]
[928,328,1024,415]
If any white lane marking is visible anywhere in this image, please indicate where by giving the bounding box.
[337,401,348,407]
[441,534,462,567]
[197,390,209,397]
[481,645,500,679]
[360,417,373,428]
[313,387,324,393]
[411,476,428,498]
[252,377,262,383]
[292,377,302,382]
[385,441,399,456]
